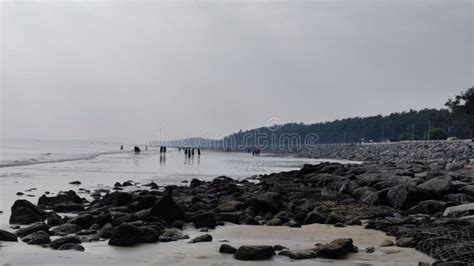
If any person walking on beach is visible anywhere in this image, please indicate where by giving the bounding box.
[197,148,201,156]
[120,145,123,150]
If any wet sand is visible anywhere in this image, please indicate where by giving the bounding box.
[0,223,433,266]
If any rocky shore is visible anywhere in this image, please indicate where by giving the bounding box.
[1,159,473,265]
[298,140,473,164]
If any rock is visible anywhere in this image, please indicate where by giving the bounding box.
[52,203,85,213]
[191,212,216,229]
[346,218,363,225]
[108,223,159,246]
[148,195,185,224]
[244,192,285,214]
[381,249,400,254]
[99,224,117,239]
[443,203,474,217]
[460,185,474,196]
[47,213,63,226]
[22,230,50,245]
[365,247,375,253]
[171,220,184,229]
[273,245,288,251]
[9,199,45,224]
[16,222,49,237]
[408,200,447,215]
[58,243,85,251]
[158,228,189,242]
[379,239,394,247]
[317,238,358,259]
[188,234,212,243]
[69,214,95,229]
[16,192,24,196]
[38,191,84,208]
[304,211,328,225]
[418,176,458,196]
[444,194,474,205]
[278,248,319,259]
[219,244,237,254]
[51,223,81,236]
[49,236,81,249]
[395,237,415,248]
[102,192,133,207]
[69,181,81,185]
[386,184,429,209]
[234,245,275,260]
[0,229,17,241]
[445,162,464,171]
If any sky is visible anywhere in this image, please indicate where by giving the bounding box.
[1,0,473,143]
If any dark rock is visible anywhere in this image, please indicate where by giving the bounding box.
[418,176,458,196]
[379,239,394,247]
[108,223,159,246]
[304,211,328,225]
[273,245,288,251]
[16,222,49,237]
[408,200,446,215]
[69,214,95,229]
[102,192,133,207]
[99,224,117,239]
[171,220,184,229]
[365,247,375,253]
[0,229,17,241]
[148,195,185,224]
[234,245,275,260]
[49,236,81,249]
[9,199,45,224]
[22,230,50,245]
[51,223,81,236]
[47,213,63,226]
[386,184,430,209]
[244,192,285,214]
[191,212,216,229]
[52,203,85,213]
[158,228,189,242]
[69,181,81,185]
[395,237,416,248]
[16,192,24,196]
[188,234,212,243]
[317,238,358,259]
[58,243,85,251]
[38,191,83,208]
[219,244,237,254]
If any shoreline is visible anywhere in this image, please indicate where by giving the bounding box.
[1,144,473,265]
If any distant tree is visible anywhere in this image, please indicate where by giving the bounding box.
[445,87,474,115]
[445,87,474,138]
[424,128,449,140]
[399,133,412,141]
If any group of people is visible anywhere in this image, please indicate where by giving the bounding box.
[159,146,167,153]
[180,147,201,158]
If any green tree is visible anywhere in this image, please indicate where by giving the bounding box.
[424,128,449,140]
[399,133,412,141]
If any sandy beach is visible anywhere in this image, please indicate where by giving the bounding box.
[1,223,433,266]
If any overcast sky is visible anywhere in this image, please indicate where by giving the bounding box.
[1,0,472,143]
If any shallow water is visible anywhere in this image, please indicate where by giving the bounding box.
[0,139,355,226]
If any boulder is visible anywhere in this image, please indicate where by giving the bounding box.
[16,222,49,237]
[9,200,45,224]
[49,236,81,249]
[108,223,159,246]
[38,190,83,208]
[69,214,95,229]
[303,211,328,225]
[191,212,216,229]
[379,239,394,247]
[386,184,430,209]
[0,229,17,241]
[47,213,63,226]
[22,230,50,245]
[148,196,185,224]
[52,203,85,213]
[58,243,85,251]
[158,228,189,242]
[443,203,474,217]
[219,244,237,254]
[407,200,447,215]
[188,234,212,243]
[51,223,81,236]
[317,238,358,259]
[418,176,458,196]
[244,192,285,214]
[234,245,275,260]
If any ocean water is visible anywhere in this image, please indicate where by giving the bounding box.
[0,139,356,225]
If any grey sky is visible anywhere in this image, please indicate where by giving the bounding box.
[1,0,472,143]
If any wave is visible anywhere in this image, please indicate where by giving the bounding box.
[0,150,129,168]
